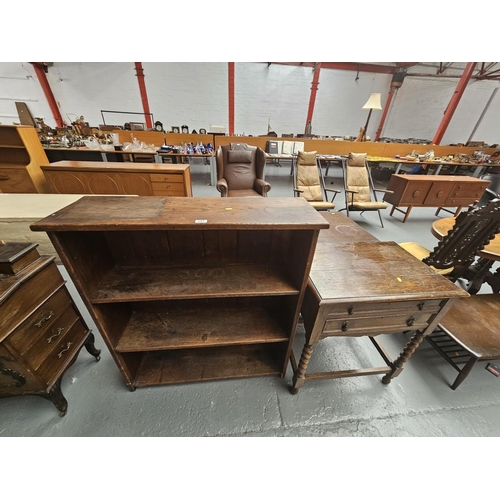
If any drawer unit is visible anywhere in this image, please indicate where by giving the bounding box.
[151,183,186,196]
[0,166,36,193]
[0,241,100,416]
[149,173,184,183]
[8,287,72,355]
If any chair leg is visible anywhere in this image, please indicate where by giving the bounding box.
[378,210,384,228]
[451,356,478,390]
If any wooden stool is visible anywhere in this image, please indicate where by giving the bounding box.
[426,294,500,389]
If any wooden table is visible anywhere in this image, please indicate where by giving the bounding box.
[290,212,469,393]
[383,174,490,222]
[432,217,500,293]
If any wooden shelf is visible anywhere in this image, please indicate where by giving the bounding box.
[91,264,299,303]
[115,305,289,352]
[0,144,25,149]
[134,344,285,387]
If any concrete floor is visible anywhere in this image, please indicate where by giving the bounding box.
[2,158,500,437]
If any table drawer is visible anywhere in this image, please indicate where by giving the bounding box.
[24,306,79,371]
[0,261,65,336]
[8,287,73,355]
[322,311,434,337]
[151,183,186,196]
[149,173,184,183]
[36,317,88,382]
[325,299,442,319]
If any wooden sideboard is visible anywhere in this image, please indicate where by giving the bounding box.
[383,174,490,222]
[0,241,100,415]
[41,161,193,196]
[0,125,51,193]
[31,196,328,390]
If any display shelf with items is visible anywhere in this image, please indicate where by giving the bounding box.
[0,125,52,193]
[31,196,327,390]
[0,241,100,416]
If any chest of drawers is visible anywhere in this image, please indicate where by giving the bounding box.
[0,241,100,416]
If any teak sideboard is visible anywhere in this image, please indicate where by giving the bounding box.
[41,161,193,197]
[30,196,328,390]
[383,174,490,222]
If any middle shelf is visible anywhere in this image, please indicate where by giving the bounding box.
[91,263,300,303]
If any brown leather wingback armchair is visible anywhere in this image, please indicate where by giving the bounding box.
[216,142,271,197]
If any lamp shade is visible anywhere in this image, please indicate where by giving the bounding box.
[362,93,383,110]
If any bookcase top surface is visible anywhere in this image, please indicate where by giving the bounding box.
[30,196,330,231]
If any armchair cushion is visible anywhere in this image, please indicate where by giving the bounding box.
[296,150,323,202]
[228,150,253,163]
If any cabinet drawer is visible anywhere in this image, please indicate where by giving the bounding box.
[0,262,65,336]
[423,182,454,206]
[322,311,434,337]
[0,167,36,193]
[8,287,73,355]
[36,317,88,382]
[25,307,79,370]
[398,181,431,204]
[149,173,184,183]
[151,183,186,196]
[325,299,442,319]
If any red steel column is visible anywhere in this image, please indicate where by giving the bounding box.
[305,63,321,133]
[375,87,395,141]
[228,62,235,136]
[134,63,152,129]
[30,62,64,127]
[432,62,477,145]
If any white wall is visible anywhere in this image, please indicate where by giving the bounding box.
[0,61,499,145]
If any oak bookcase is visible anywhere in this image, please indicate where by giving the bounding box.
[31,196,327,390]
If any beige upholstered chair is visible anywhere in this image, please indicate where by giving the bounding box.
[293,150,340,211]
[341,152,392,227]
[216,143,271,197]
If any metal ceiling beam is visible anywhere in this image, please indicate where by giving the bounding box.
[30,62,64,127]
[269,62,399,74]
[432,62,477,145]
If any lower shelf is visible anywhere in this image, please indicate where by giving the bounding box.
[133,343,286,387]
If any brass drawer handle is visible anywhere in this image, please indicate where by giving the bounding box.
[342,321,349,332]
[406,316,416,327]
[34,311,54,328]
[57,342,73,358]
[47,327,65,344]
[347,306,354,315]
[417,302,425,311]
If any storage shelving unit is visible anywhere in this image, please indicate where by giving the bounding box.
[0,125,51,193]
[31,196,328,390]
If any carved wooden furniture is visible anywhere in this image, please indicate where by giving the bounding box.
[340,153,391,227]
[41,161,192,196]
[292,151,340,211]
[290,212,468,394]
[400,199,500,293]
[216,143,271,197]
[0,125,51,193]
[383,174,490,222]
[0,241,100,416]
[31,196,327,390]
[426,293,500,389]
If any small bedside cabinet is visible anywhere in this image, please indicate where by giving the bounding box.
[0,241,100,416]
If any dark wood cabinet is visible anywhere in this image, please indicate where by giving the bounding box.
[0,242,100,415]
[30,196,328,390]
[383,174,490,222]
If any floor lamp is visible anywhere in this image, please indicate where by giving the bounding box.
[361,93,383,141]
